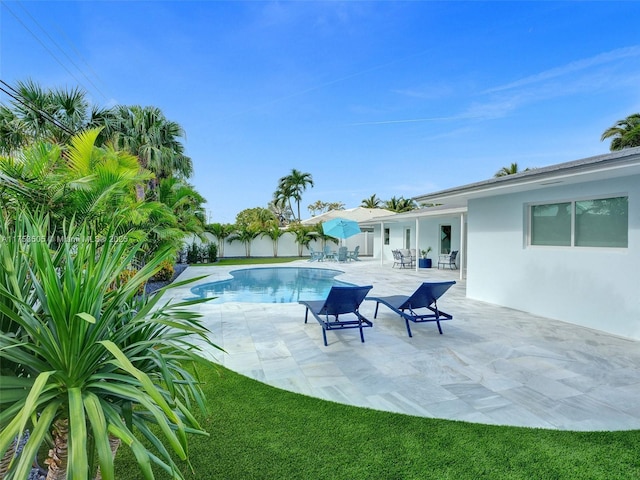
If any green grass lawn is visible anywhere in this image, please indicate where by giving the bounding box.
[197,256,301,266]
[114,362,640,480]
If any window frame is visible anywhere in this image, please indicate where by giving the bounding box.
[527,194,628,249]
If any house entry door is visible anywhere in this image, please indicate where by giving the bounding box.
[440,225,451,254]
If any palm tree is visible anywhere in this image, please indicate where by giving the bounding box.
[384,196,417,213]
[228,225,260,257]
[0,79,105,152]
[156,177,206,233]
[0,105,29,155]
[0,128,152,234]
[361,194,381,208]
[0,128,198,258]
[206,223,235,258]
[274,169,314,222]
[495,162,526,177]
[287,222,314,256]
[0,212,220,480]
[601,113,640,151]
[313,222,339,250]
[261,224,286,257]
[110,105,193,185]
[268,199,293,226]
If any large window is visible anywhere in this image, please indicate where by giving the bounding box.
[531,203,571,246]
[529,196,628,248]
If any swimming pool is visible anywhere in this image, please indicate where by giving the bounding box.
[189,267,354,304]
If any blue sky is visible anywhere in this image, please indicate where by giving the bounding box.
[2,1,640,223]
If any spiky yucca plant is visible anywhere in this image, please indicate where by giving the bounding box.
[0,211,220,480]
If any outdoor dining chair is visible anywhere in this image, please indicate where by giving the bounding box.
[438,251,458,269]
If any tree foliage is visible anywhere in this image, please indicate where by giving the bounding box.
[108,105,193,182]
[206,223,235,258]
[234,207,278,231]
[601,113,640,151]
[361,194,382,209]
[273,169,314,222]
[494,162,530,177]
[0,211,220,480]
[307,200,345,216]
[286,222,315,257]
[383,196,417,213]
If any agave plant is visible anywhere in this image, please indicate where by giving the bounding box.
[0,211,221,480]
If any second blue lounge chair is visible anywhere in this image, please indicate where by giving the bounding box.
[366,281,456,337]
[300,285,373,346]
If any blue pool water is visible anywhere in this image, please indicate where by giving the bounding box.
[189,267,353,304]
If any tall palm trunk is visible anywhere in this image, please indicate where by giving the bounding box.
[45,419,69,480]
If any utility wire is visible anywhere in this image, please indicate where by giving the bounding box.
[1,1,95,100]
[15,0,109,102]
[0,79,76,137]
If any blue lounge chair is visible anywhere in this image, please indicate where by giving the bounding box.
[366,281,455,337]
[337,246,348,263]
[300,285,373,346]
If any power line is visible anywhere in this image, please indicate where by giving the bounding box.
[1,1,98,101]
[0,79,76,137]
[54,22,111,100]
[14,0,109,102]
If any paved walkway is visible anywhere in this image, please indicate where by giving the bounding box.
[166,259,640,431]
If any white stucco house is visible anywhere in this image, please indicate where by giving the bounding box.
[362,147,640,340]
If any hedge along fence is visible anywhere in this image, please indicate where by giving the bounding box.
[182,232,371,259]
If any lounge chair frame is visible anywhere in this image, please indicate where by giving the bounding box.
[300,285,373,346]
[366,281,455,337]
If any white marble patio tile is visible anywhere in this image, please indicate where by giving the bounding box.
[167,260,640,431]
[222,351,260,370]
[267,376,314,396]
[253,340,291,361]
[524,375,583,400]
[312,382,369,406]
[481,404,556,429]
[221,335,256,354]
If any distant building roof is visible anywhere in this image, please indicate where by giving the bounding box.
[301,207,396,225]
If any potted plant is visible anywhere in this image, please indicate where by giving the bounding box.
[419,247,433,268]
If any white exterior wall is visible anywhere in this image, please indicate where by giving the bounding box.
[370,216,463,263]
[466,175,640,339]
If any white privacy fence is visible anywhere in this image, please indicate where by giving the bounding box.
[182,231,374,259]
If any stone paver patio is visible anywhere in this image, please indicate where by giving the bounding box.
[165,258,640,431]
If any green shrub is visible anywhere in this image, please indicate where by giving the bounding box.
[152,259,174,281]
[114,267,145,296]
[0,211,221,479]
[186,242,200,263]
[198,245,209,263]
[206,243,218,263]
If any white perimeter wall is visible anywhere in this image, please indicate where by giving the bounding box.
[466,174,640,339]
[183,231,371,258]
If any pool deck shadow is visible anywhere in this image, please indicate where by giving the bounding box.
[166,259,640,431]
